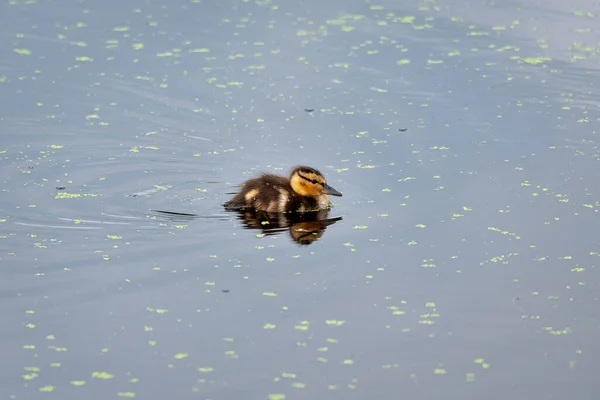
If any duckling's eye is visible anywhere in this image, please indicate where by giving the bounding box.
[311,179,317,184]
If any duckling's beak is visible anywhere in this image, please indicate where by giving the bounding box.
[323,183,342,197]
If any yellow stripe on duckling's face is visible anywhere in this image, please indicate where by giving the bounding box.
[290,171,325,197]
[290,168,343,199]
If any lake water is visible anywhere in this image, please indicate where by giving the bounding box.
[1,0,599,399]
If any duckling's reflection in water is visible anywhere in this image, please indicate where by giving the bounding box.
[229,209,342,245]
[150,209,341,245]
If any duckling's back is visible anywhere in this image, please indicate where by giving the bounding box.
[224,173,293,212]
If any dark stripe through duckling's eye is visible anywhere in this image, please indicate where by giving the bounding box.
[299,173,323,186]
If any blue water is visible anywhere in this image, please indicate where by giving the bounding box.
[1,0,598,399]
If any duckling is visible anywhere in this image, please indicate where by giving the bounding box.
[224,165,342,212]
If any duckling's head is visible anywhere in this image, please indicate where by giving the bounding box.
[289,166,342,198]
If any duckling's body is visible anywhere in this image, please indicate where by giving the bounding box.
[224,166,342,212]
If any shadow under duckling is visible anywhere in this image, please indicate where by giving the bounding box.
[231,209,342,245]
[224,165,342,212]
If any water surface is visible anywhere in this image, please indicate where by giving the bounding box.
[1,0,599,399]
